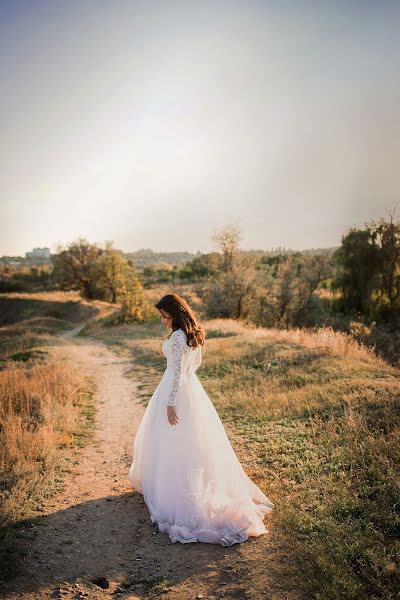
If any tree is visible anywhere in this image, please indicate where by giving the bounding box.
[114,270,157,322]
[211,224,241,272]
[372,209,400,312]
[52,239,150,313]
[52,238,103,299]
[183,252,223,280]
[95,244,137,303]
[275,257,296,326]
[199,257,257,320]
[332,228,379,315]
[295,254,332,323]
[198,225,257,320]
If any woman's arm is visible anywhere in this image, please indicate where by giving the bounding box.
[167,330,186,406]
[193,347,202,372]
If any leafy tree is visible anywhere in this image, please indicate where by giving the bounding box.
[332,228,379,316]
[181,252,223,280]
[53,239,150,317]
[95,244,137,303]
[117,275,150,321]
[52,238,103,299]
[372,210,400,312]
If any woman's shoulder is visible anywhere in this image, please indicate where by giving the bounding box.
[169,328,203,349]
[169,328,187,341]
[171,327,186,335]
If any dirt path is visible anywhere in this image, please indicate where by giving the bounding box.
[1,332,289,600]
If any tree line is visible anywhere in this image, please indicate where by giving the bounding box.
[1,211,398,330]
[333,211,400,321]
[192,213,400,329]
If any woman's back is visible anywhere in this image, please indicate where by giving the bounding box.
[163,328,202,376]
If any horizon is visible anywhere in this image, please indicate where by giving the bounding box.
[1,240,342,259]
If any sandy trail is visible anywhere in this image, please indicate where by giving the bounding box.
[1,331,288,600]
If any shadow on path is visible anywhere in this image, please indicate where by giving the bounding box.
[1,492,241,599]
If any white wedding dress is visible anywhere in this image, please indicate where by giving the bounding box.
[127,328,273,546]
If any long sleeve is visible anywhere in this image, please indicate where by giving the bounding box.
[193,347,202,372]
[167,330,186,406]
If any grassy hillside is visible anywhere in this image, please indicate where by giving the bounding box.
[84,317,400,600]
[1,291,398,597]
[0,292,116,365]
[0,292,108,581]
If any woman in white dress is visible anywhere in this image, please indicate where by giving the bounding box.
[128,293,273,546]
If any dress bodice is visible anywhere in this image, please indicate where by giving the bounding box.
[162,328,202,406]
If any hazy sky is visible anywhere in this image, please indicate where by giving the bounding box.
[1,0,399,255]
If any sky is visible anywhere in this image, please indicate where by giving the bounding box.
[1,0,399,256]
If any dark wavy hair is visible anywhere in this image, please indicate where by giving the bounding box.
[155,294,205,348]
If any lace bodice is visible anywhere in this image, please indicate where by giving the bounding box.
[163,328,202,406]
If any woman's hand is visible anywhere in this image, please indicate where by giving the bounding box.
[167,405,179,426]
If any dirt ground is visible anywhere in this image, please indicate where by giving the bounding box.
[1,329,294,600]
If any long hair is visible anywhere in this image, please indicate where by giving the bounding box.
[155,294,205,348]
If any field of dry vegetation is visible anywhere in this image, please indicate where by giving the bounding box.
[85,314,400,600]
[1,290,399,599]
[0,293,113,580]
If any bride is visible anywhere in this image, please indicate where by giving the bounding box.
[128,293,273,546]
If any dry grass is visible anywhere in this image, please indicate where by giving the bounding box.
[0,292,98,581]
[0,361,93,524]
[2,289,397,595]
[0,357,94,580]
[208,318,382,362]
[84,316,400,599]
[0,290,118,365]
[1,291,85,302]
[0,291,116,328]
[202,321,400,600]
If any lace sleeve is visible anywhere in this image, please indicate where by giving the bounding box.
[193,347,202,372]
[167,330,186,406]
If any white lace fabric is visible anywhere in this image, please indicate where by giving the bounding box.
[167,329,187,406]
[166,329,201,406]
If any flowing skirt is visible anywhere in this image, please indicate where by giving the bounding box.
[127,369,273,546]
